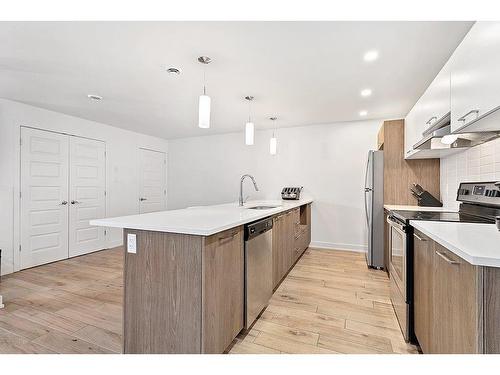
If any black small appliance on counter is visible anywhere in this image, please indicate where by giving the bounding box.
[281,187,303,200]
[410,183,442,207]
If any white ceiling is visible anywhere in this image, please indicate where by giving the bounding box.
[0,21,473,139]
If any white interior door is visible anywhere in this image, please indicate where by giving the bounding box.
[69,136,106,257]
[20,127,69,269]
[139,148,166,213]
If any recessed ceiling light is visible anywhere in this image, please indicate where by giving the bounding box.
[359,110,368,117]
[166,67,181,75]
[363,50,379,62]
[87,94,102,101]
[361,89,372,97]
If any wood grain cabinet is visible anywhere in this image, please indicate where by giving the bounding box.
[202,227,244,354]
[413,231,481,354]
[272,212,289,288]
[123,226,244,354]
[432,242,481,353]
[412,230,499,354]
[413,230,434,353]
[272,204,311,289]
[380,119,440,210]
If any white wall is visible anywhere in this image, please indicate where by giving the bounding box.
[168,120,381,252]
[440,137,500,209]
[0,99,168,275]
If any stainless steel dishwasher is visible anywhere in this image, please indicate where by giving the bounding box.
[244,217,273,329]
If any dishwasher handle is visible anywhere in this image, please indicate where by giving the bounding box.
[245,218,274,241]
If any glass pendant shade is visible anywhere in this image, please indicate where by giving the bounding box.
[198,94,211,128]
[245,122,254,145]
[270,136,277,155]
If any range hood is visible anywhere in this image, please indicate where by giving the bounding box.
[413,115,500,152]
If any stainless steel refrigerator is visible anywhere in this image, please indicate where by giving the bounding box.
[364,150,384,269]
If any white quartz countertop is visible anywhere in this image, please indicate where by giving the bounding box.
[384,205,453,212]
[411,220,500,267]
[90,198,313,236]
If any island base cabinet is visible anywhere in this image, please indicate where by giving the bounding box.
[272,211,292,288]
[202,227,244,354]
[272,204,311,289]
[122,204,312,353]
[123,229,203,354]
[123,226,244,354]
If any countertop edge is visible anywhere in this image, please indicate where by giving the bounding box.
[90,199,313,236]
[410,220,500,268]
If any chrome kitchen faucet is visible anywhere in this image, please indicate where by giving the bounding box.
[239,174,259,206]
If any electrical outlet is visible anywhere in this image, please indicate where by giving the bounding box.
[127,233,137,253]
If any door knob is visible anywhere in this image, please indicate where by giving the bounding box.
[71,200,80,204]
[139,197,147,201]
[60,200,68,205]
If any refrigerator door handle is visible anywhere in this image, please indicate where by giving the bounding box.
[364,153,371,227]
[364,191,370,227]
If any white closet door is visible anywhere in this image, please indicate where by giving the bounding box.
[21,127,69,269]
[69,136,106,257]
[138,148,166,213]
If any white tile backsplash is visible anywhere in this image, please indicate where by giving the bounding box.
[440,137,500,209]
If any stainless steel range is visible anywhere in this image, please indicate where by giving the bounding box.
[387,181,500,343]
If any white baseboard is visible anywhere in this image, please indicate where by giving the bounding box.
[105,239,122,249]
[309,241,367,253]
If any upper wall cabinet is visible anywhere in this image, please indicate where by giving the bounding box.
[404,101,420,158]
[451,22,500,133]
[405,63,451,159]
[419,63,451,131]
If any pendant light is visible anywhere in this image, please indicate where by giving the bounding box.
[198,56,211,129]
[270,117,277,155]
[245,96,255,145]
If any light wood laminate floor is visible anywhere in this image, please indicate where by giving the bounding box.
[0,247,418,354]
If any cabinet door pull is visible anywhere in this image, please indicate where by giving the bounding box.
[457,109,479,123]
[219,231,238,241]
[426,116,437,125]
[435,250,460,265]
[413,233,427,242]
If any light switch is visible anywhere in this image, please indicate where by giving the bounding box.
[127,233,137,253]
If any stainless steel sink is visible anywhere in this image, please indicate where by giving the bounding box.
[247,205,280,210]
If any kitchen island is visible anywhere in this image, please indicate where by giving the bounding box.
[91,199,313,354]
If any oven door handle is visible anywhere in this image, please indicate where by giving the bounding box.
[387,215,406,232]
